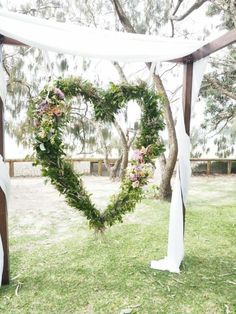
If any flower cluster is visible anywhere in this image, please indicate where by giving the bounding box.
[126,147,153,189]
[32,88,65,142]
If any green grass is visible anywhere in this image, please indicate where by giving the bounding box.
[1,176,236,314]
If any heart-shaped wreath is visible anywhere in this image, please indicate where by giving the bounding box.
[30,77,164,231]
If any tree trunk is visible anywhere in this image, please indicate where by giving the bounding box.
[119,146,129,179]
[110,155,122,179]
[112,0,178,201]
[113,119,130,180]
[152,74,178,201]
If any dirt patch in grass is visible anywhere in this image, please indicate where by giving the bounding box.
[9,176,120,245]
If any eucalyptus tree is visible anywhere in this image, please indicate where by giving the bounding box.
[3,0,143,179]
[200,0,236,157]
[111,0,213,200]
[3,0,120,160]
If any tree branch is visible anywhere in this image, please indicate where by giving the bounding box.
[111,0,136,33]
[205,76,236,101]
[112,61,128,82]
[172,0,210,21]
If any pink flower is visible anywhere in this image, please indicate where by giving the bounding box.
[54,88,65,100]
[132,180,140,188]
[132,150,142,161]
[37,101,49,114]
[129,173,138,181]
[34,119,40,128]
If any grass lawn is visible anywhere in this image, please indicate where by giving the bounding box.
[0,176,235,314]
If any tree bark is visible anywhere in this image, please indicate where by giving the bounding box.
[152,74,178,201]
[113,119,129,179]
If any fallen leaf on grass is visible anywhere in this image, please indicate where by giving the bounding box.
[226,280,236,285]
[120,304,141,314]
[15,282,23,296]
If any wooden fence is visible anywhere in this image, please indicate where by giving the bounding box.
[190,158,235,175]
[5,157,236,177]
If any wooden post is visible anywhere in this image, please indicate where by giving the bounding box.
[182,61,193,231]
[98,160,103,176]
[207,160,211,175]
[0,97,9,285]
[182,62,193,136]
[227,160,232,175]
[9,160,14,177]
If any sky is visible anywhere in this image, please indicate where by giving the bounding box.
[1,0,231,159]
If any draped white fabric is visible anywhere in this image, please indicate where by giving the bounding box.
[0,9,205,63]
[0,153,10,286]
[0,46,6,103]
[151,58,208,273]
[0,45,10,286]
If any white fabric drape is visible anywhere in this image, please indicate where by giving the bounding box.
[0,9,205,63]
[0,154,10,286]
[0,45,6,103]
[151,57,208,273]
[0,45,10,286]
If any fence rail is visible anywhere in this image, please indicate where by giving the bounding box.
[5,157,236,177]
[190,158,235,175]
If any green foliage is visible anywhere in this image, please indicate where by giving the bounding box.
[207,1,236,31]
[200,2,236,157]
[30,77,164,231]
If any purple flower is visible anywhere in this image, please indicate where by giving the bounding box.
[38,100,48,111]
[132,150,142,161]
[37,101,49,115]
[54,87,65,100]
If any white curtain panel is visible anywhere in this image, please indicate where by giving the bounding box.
[0,45,6,103]
[151,57,208,273]
[0,9,205,63]
[0,46,10,286]
[0,154,10,286]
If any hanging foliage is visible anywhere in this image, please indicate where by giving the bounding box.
[30,77,164,231]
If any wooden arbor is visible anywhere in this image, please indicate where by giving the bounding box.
[0,29,236,284]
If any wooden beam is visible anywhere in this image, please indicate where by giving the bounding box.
[0,35,27,46]
[168,28,236,63]
[0,97,9,285]
[182,62,193,135]
[192,28,236,62]
[181,61,193,232]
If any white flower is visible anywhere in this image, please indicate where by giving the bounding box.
[39,143,46,151]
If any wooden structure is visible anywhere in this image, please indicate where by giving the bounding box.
[5,157,236,178]
[0,29,236,284]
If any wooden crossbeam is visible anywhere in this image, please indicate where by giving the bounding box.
[1,36,27,46]
[170,29,236,63]
[191,28,236,62]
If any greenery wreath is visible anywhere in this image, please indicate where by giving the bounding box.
[30,77,165,231]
